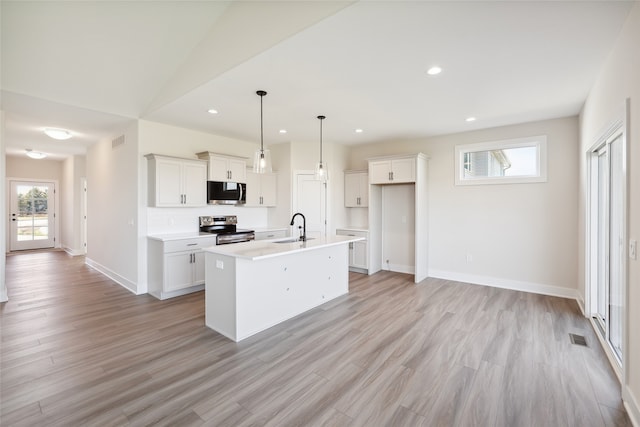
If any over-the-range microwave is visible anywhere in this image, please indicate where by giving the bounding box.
[206,181,246,205]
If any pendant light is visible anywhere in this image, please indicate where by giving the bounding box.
[314,115,328,181]
[253,90,272,174]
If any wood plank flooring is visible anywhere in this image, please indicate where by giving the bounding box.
[1,250,632,426]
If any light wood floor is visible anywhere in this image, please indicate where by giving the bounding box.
[1,251,631,426]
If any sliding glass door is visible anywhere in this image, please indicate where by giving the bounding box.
[591,130,624,363]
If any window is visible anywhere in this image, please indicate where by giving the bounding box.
[455,135,547,185]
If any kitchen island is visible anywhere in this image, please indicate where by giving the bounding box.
[203,235,363,341]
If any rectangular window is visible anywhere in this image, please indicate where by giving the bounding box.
[455,135,547,185]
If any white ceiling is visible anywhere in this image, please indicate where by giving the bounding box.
[1,1,635,160]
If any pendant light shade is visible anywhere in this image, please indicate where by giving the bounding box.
[315,115,328,181]
[253,90,272,174]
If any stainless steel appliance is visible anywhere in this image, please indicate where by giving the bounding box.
[199,215,255,245]
[206,181,246,205]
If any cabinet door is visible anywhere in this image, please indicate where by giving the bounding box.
[244,171,261,206]
[182,161,207,207]
[390,158,416,183]
[369,161,392,184]
[155,158,183,207]
[351,240,368,269]
[165,252,194,291]
[260,173,277,206]
[208,156,230,181]
[344,173,361,207]
[228,159,247,183]
[357,173,368,207]
[193,250,206,285]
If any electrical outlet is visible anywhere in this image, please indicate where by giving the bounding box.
[216,260,224,269]
[466,253,473,263]
[630,239,637,260]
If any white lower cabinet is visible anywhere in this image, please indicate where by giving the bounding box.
[336,229,369,273]
[148,236,216,299]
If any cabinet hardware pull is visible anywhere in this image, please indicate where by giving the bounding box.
[187,243,197,246]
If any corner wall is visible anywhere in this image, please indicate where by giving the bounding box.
[86,120,140,293]
[61,155,86,255]
[579,3,640,423]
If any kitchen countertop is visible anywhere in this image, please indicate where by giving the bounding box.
[336,226,369,232]
[147,232,216,241]
[203,235,363,260]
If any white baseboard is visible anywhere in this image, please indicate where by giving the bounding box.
[428,269,581,301]
[63,247,85,257]
[624,386,640,427]
[85,257,140,295]
[382,263,415,275]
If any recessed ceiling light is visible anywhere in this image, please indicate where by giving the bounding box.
[43,128,72,140]
[427,66,442,75]
[279,129,287,134]
[465,117,477,122]
[355,129,364,133]
[26,149,47,159]
[207,109,219,115]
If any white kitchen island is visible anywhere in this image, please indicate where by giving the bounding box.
[203,235,363,342]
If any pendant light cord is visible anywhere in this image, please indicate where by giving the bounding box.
[318,115,325,163]
[257,90,267,154]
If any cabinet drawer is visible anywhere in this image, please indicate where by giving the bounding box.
[163,237,217,253]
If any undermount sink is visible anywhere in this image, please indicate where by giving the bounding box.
[273,238,315,244]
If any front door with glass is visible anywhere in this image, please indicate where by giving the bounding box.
[9,181,56,251]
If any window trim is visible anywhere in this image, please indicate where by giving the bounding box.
[454,135,548,186]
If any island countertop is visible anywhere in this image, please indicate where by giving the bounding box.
[202,234,363,261]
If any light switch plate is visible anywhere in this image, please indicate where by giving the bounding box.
[630,239,637,260]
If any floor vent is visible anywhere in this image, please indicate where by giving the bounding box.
[570,333,588,346]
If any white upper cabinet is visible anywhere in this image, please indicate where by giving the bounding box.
[196,151,247,183]
[146,154,207,207]
[369,156,416,184]
[245,170,277,207]
[344,171,368,207]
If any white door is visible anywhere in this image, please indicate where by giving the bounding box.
[10,181,56,251]
[294,172,326,239]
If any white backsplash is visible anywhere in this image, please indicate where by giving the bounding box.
[147,206,269,235]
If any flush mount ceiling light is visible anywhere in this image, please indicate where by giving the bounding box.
[355,128,364,133]
[26,149,47,159]
[43,128,72,140]
[427,66,442,75]
[207,109,219,115]
[279,129,287,134]
[465,117,477,122]
[315,115,328,182]
[253,90,272,174]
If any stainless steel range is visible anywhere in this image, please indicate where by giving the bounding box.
[199,215,255,245]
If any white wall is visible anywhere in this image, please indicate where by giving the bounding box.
[1,110,6,302]
[349,116,579,299]
[86,120,140,293]
[61,155,86,255]
[579,3,640,422]
[268,142,292,228]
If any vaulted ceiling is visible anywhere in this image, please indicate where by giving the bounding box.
[1,1,634,160]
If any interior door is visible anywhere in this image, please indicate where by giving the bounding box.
[10,181,56,251]
[294,173,326,239]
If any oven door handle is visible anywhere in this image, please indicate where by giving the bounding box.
[238,184,244,203]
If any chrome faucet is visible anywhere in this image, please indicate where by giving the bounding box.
[290,212,306,242]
